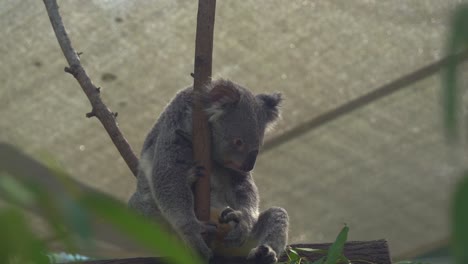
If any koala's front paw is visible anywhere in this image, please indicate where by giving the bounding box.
[247,245,277,264]
[219,207,241,223]
[187,164,206,185]
[219,207,248,247]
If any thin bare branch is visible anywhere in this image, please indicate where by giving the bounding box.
[42,0,139,177]
[262,49,468,154]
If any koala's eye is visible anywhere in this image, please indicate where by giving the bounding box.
[233,139,244,147]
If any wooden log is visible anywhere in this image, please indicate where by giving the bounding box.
[75,240,391,264]
[287,240,392,264]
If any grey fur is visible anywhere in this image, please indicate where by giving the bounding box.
[128,79,288,263]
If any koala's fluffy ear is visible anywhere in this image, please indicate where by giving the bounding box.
[256,92,282,124]
[205,79,241,122]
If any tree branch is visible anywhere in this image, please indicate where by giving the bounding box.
[42,0,139,177]
[192,0,217,221]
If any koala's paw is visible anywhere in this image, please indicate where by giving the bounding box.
[219,207,248,247]
[219,207,241,223]
[187,165,206,185]
[247,245,277,264]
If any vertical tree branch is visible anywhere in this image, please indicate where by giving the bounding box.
[42,0,139,177]
[192,0,217,221]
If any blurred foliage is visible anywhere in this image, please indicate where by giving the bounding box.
[0,143,202,264]
[443,3,468,142]
[452,174,468,264]
[443,3,468,264]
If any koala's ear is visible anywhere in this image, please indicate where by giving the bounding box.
[205,80,241,122]
[256,92,282,124]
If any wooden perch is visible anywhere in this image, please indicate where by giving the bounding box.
[42,0,139,177]
[73,240,392,264]
[192,0,217,222]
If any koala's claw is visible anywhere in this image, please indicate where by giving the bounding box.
[190,162,206,176]
[247,245,277,264]
[187,165,207,185]
[194,165,206,177]
[219,207,234,222]
[219,207,240,224]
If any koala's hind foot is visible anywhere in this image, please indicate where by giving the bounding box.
[249,207,289,263]
[219,207,241,224]
[247,244,277,264]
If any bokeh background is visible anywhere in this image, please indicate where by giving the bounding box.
[2,0,468,262]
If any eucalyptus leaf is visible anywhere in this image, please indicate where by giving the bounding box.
[288,248,301,261]
[325,225,349,264]
[339,254,351,264]
[294,247,328,255]
[311,256,326,264]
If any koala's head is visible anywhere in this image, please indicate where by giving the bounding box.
[204,79,282,173]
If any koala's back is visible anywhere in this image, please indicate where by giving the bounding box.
[129,87,195,218]
[141,87,194,155]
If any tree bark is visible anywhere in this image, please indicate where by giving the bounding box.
[192,0,217,222]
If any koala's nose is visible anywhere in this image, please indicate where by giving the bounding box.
[241,150,259,172]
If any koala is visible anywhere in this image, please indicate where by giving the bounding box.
[128,79,289,263]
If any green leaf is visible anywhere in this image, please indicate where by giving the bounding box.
[0,208,49,264]
[338,254,351,264]
[288,248,301,261]
[61,197,93,246]
[0,174,35,206]
[0,144,201,263]
[31,182,77,252]
[452,172,468,264]
[325,225,349,264]
[295,247,328,255]
[79,192,203,264]
[311,256,326,264]
[0,174,77,252]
